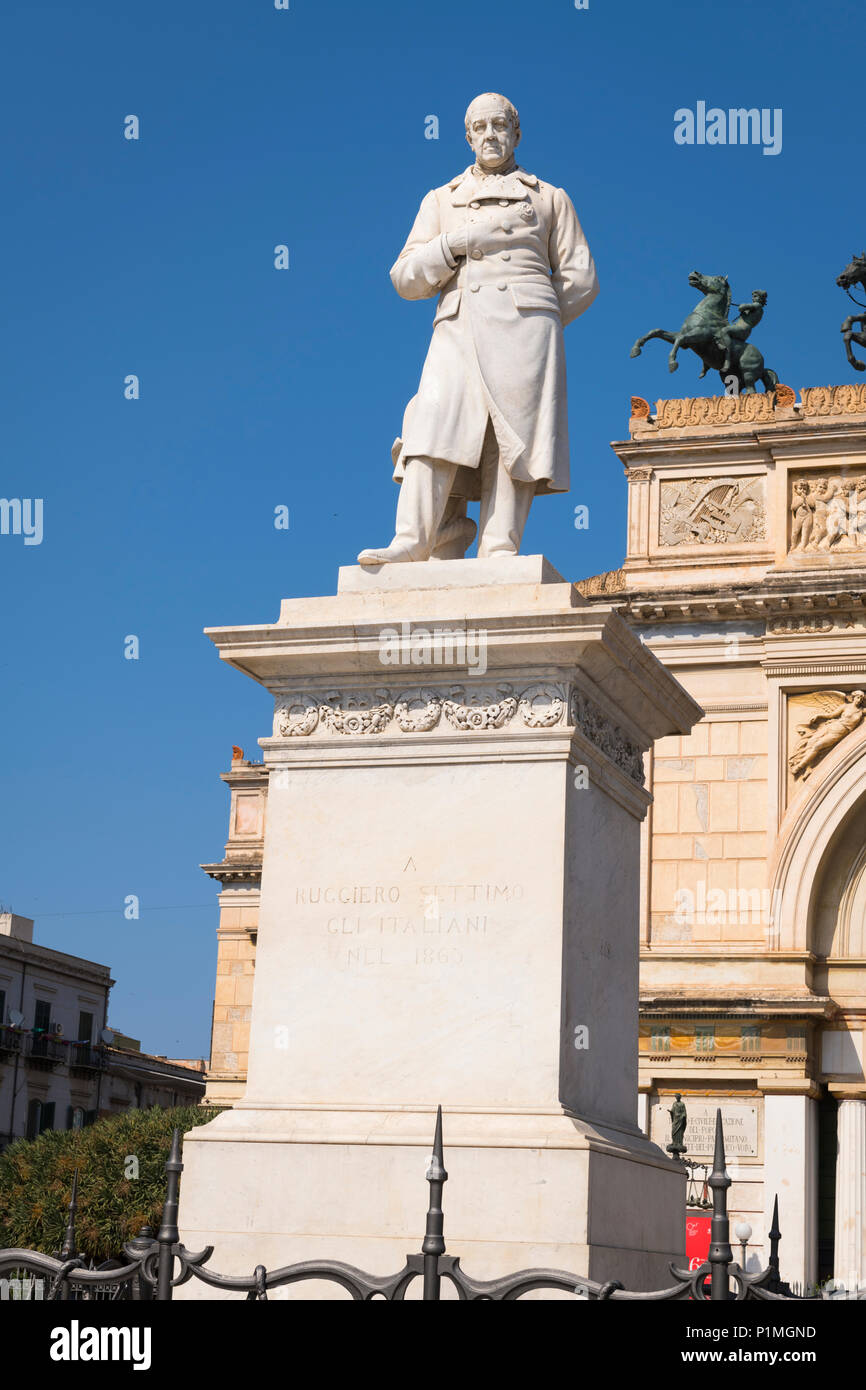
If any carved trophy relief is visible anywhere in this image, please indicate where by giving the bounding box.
[658,476,767,548]
[788,470,866,556]
[787,690,866,785]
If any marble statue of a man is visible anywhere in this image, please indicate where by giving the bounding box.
[358,92,599,565]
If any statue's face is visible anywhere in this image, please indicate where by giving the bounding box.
[466,98,517,171]
[837,254,866,289]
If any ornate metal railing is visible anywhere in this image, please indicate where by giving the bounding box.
[0,1106,855,1301]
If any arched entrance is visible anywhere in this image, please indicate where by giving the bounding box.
[771,742,866,1290]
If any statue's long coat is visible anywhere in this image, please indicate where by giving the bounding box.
[390,165,599,496]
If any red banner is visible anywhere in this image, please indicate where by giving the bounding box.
[685,1214,712,1271]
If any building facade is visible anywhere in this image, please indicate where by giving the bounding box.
[200,750,264,1107]
[582,382,866,1292]
[0,913,204,1147]
[200,384,866,1291]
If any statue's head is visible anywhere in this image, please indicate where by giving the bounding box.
[688,270,730,304]
[675,1092,682,1101]
[464,93,521,172]
[837,252,866,290]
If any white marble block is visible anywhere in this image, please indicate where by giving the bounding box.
[178,559,701,1296]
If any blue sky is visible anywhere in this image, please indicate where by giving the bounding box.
[0,0,860,1056]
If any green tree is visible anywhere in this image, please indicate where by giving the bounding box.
[0,1106,220,1261]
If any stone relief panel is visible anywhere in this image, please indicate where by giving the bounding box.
[272,684,645,784]
[788,469,866,556]
[569,691,645,784]
[787,689,866,789]
[658,476,767,548]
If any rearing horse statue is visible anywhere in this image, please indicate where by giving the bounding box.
[837,252,866,371]
[630,270,779,395]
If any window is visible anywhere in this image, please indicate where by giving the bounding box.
[787,1025,807,1053]
[77,1012,93,1044]
[651,1025,671,1051]
[40,1102,55,1133]
[33,999,51,1032]
[741,1025,761,1053]
[26,1099,42,1140]
[67,1106,85,1130]
[695,1025,715,1053]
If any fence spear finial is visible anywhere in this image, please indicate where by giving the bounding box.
[768,1193,782,1291]
[421,1106,447,1300]
[707,1109,732,1301]
[155,1127,183,1301]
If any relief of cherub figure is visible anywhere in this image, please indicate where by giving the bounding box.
[790,479,814,551]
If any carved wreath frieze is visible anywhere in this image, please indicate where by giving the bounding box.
[272,684,645,784]
[393,691,442,733]
[275,695,320,737]
[318,690,396,737]
[440,688,517,731]
[517,683,567,728]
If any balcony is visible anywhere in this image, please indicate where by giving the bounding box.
[27,1032,66,1069]
[0,1026,24,1056]
[67,1042,106,1073]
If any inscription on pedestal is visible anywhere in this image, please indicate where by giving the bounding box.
[293,881,525,970]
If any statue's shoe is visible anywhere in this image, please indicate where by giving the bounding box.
[431,515,477,561]
[357,541,418,565]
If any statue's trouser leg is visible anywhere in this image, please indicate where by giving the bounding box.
[431,496,477,560]
[477,439,535,558]
[390,456,458,561]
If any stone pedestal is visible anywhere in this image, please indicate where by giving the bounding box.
[178,558,700,1296]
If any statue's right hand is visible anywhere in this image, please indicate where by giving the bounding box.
[446,228,469,259]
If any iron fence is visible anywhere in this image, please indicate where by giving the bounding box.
[0,1106,857,1301]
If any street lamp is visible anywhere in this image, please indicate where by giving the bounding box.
[735,1221,752,1271]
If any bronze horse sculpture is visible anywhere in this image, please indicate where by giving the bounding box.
[630,270,779,395]
[837,253,866,371]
